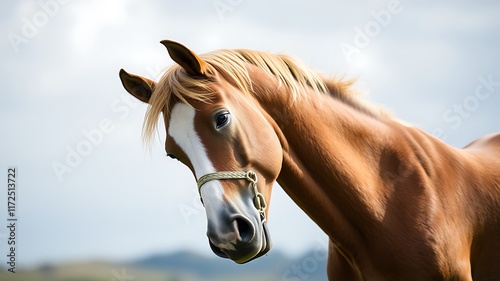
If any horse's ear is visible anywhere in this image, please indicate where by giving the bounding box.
[160,40,207,76]
[119,69,155,103]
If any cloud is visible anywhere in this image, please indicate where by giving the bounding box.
[68,0,129,53]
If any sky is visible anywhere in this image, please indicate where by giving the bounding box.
[0,0,499,268]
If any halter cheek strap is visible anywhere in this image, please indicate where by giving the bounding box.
[197,171,267,220]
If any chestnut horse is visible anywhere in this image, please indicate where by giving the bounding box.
[119,40,500,280]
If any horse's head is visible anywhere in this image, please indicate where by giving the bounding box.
[119,40,283,263]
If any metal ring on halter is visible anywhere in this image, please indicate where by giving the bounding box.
[196,170,267,218]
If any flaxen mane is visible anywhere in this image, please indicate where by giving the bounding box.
[143,49,388,142]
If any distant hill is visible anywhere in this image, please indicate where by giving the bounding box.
[0,250,327,281]
[130,249,328,281]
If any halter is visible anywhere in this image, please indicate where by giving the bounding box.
[197,171,267,221]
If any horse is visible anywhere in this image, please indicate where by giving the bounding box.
[119,40,500,280]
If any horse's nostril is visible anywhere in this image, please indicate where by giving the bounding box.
[233,216,255,244]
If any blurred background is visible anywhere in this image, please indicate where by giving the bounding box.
[1,0,499,280]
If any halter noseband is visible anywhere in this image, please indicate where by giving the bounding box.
[197,171,267,220]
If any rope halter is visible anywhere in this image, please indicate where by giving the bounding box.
[197,171,267,220]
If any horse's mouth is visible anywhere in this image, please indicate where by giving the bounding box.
[208,221,272,264]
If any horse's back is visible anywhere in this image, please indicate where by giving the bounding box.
[464,132,500,153]
[462,133,500,281]
[463,132,500,172]
[463,132,500,209]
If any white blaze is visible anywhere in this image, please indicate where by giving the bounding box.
[168,103,224,219]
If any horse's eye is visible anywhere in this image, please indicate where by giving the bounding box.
[215,111,230,129]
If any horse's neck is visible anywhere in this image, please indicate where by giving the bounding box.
[256,81,437,253]
[272,92,390,229]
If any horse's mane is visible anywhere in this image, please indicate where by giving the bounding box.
[143,49,389,142]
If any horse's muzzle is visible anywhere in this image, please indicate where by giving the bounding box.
[207,215,272,264]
